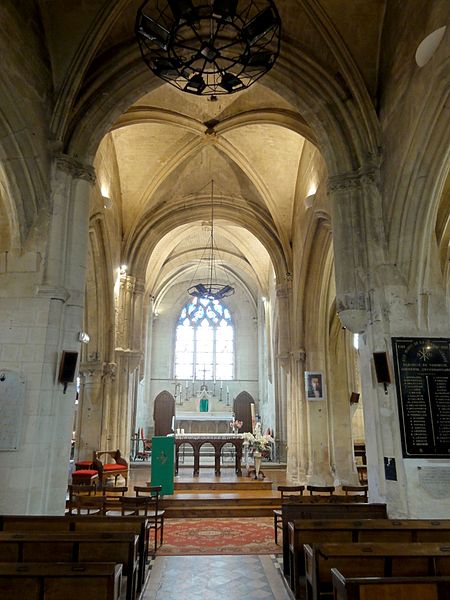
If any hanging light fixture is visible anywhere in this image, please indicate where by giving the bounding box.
[188,180,235,300]
[135,0,281,96]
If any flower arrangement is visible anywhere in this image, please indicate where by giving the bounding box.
[243,423,273,455]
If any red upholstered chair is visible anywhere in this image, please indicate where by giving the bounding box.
[74,460,94,470]
[93,449,129,488]
[71,469,98,487]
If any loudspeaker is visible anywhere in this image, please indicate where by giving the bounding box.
[350,392,360,405]
[59,351,78,385]
[373,352,391,384]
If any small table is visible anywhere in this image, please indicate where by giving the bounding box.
[175,434,243,476]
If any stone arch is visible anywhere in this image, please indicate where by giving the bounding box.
[61,2,380,179]
[299,211,334,352]
[0,118,43,249]
[386,69,450,292]
[126,199,288,285]
[83,213,116,363]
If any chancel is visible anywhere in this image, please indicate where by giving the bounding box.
[0,1,450,598]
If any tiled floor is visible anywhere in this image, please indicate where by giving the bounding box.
[143,555,291,600]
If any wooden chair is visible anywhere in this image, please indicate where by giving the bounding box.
[93,449,129,487]
[342,484,368,499]
[67,484,97,515]
[274,485,305,544]
[72,494,106,515]
[133,485,165,552]
[307,484,335,495]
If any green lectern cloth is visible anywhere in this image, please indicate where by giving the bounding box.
[199,398,209,412]
[151,436,175,495]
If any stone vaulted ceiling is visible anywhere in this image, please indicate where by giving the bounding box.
[38,0,387,299]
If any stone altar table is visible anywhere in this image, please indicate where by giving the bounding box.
[175,433,243,476]
[175,412,232,434]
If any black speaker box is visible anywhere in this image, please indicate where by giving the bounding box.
[59,351,78,383]
[373,352,391,384]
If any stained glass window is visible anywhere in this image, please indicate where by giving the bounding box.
[174,297,234,380]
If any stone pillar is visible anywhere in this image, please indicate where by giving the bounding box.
[76,362,104,460]
[0,154,95,515]
[100,362,117,450]
[111,273,144,459]
[275,279,292,463]
[287,349,308,482]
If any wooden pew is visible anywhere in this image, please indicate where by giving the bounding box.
[288,518,450,598]
[0,562,122,600]
[304,542,450,600]
[281,499,387,577]
[0,514,150,590]
[0,531,139,600]
[332,568,450,600]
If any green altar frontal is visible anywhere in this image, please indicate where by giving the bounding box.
[151,436,175,495]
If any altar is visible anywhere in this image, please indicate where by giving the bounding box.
[175,411,232,434]
[175,433,243,476]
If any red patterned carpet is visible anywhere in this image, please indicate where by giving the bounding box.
[157,517,281,555]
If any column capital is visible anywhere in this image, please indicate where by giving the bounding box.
[328,165,379,193]
[55,153,96,185]
[292,348,306,363]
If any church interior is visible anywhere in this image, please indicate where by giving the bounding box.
[0,0,449,598]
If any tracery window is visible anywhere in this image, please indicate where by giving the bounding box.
[174,297,234,380]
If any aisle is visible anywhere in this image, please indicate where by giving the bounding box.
[143,555,290,600]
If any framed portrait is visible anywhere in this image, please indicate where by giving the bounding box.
[305,371,325,400]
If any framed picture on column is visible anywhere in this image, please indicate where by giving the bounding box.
[305,371,325,400]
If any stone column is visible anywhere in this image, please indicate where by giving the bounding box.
[112,273,144,459]
[287,349,308,482]
[76,362,104,460]
[0,154,95,515]
[275,279,292,463]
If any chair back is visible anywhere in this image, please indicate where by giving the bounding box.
[72,494,106,515]
[278,485,304,500]
[306,484,335,495]
[342,484,368,498]
[119,496,154,516]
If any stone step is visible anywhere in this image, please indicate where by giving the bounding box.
[174,479,273,491]
[164,505,276,518]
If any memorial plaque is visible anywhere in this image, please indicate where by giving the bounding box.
[392,337,450,458]
[0,370,25,451]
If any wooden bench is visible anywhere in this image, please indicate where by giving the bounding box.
[304,542,450,600]
[281,499,387,578]
[288,518,450,598]
[0,562,122,600]
[332,569,450,600]
[0,531,139,600]
[93,450,129,487]
[0,514,150,591]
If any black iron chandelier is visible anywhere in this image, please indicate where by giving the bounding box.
[188,181,235,300]
[135,0,281,96]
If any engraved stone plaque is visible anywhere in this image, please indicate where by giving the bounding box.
[0,370,25,450]
[418,467,450,499]
[392,338,450,458]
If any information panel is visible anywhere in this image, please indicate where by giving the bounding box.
[0,370,25,451]
[392,338,450,458]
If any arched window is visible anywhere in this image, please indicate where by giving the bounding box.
[174,297,234,380]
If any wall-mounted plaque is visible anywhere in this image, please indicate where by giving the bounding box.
[392,337,450,458]
[0,370,25,451]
